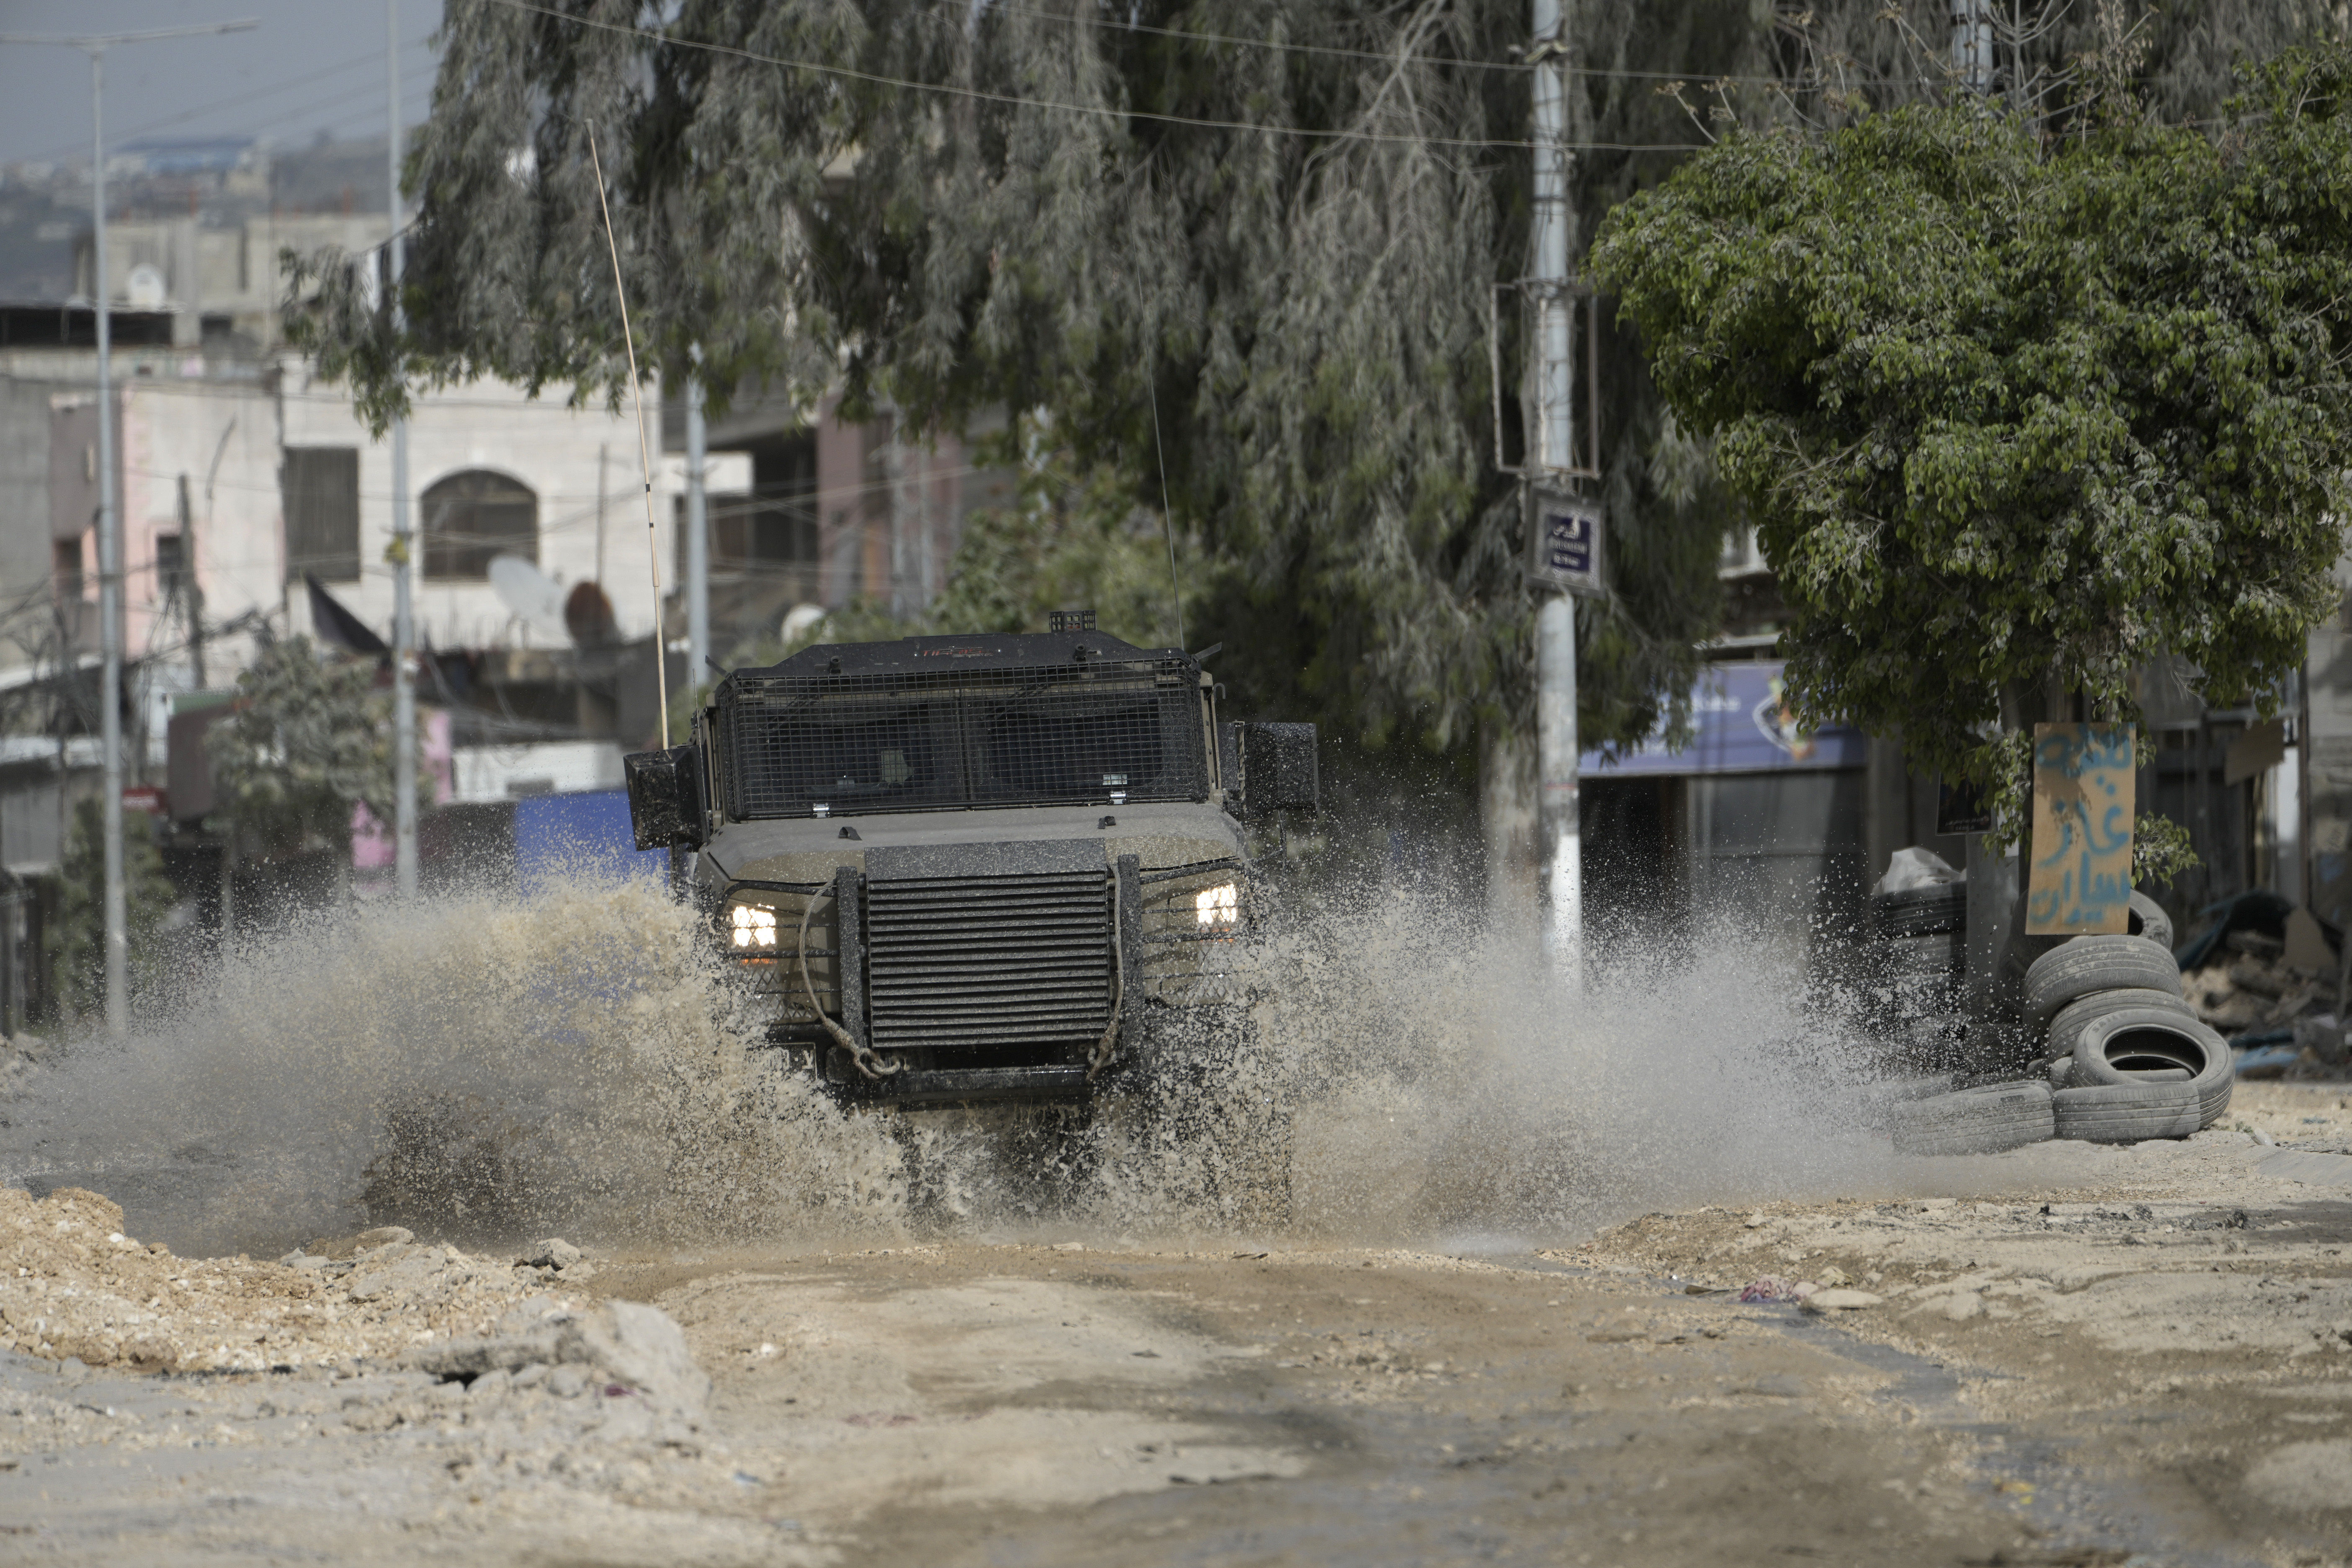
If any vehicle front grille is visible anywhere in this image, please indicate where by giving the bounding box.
[864,871,1115,1053]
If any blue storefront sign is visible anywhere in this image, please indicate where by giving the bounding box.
[1579,661,1866,776]
[513,788,671,895]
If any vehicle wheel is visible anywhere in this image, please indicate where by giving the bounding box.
[2024,936,2182,1025]
[2127,892,2174,954]
[2051,1078,2202,1142]
[2044,986,2195,1059]
[2068,1006,2233,1129]
[1889,1078,2055,1156]
[1114,1004,1292,1228]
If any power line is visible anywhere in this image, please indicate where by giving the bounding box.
[982,0,1919,88]
[485,0,1695,155]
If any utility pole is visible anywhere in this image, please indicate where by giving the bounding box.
[196,416,235,692]
[1,16,258,1034]
[387,0,418,901]
[686,346,709,681]
[595,442,609,590]
[1952,0,1995,93]
[886,417,911,619]
[1531,0,1581,989]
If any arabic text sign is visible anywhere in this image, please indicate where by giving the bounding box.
[2026,723,2136,936]
[1524,486,1604,598]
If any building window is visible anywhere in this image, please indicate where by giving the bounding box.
[423,469,537,580]
[53,535,85,601]
[154,533,185,598]
[283,446,361,582]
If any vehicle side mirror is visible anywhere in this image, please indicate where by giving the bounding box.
[1225,721,1318,817]
[624,744,707,851]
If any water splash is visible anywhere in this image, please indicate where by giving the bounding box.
[0,866,1925,1258]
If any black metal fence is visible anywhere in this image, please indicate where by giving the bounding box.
[717,657,1207,818]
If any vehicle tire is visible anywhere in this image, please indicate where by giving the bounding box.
[1113,1003,1292,1227]
[1882,931,1965,979]
[2024,936,2182,1025]
[2044,986,2195,1059]
[1874,883,1968,939]
[2051,1078,2202,1142]
[1853,1073,1956,1130]
[1889,1078,2055,1156]
[2127,891,2174,954]
[2068,1006,2233,1129]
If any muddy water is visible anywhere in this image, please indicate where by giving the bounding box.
[0,870,1916,1258]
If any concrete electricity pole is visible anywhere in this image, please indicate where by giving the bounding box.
[1531,0,1581,988]
[1,16,258,1033]
[686,346,710,681]
[387,0,419,901]
[1952,0,1995,93]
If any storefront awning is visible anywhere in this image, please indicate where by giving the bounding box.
[1580,660,1866,777]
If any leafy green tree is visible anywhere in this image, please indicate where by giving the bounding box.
[290,1,2345,867]
[209,637,402,868]
[289,0,1754,774]
[47,799,177,1021]
[1591,47,2352,833]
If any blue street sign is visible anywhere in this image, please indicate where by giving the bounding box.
[1524,486,1604,597]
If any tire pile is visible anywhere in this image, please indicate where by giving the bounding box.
[1870,878,1969,1066]
[1890,895,2234,1155]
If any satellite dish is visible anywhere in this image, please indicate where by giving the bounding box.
[488,554,570,643]
[564,580,617,646]
[125,264,167,308]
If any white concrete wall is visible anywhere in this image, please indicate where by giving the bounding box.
[7,349,670,695]
[118,372,281,684]
[278,361,671,653]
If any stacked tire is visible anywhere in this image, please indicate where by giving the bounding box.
[1871,880,1968,1065]
[2022,894,2228,1142]
[1890,892,2226,1154]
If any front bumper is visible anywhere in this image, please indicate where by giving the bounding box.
[737,850,1254,1107]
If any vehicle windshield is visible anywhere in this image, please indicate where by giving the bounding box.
[717,655,1205,818]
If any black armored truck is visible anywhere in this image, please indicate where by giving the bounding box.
[623,623,1317,1107]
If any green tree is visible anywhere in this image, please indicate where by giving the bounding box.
[47,799,177,1021]
[290,2,2344,861]
[1591,47,2352,834]
[209,637,402,869]
[289,0,1751,773]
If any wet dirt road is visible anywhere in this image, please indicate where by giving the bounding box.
[9,1086,2352,1565]
[598,1239,2080,1568]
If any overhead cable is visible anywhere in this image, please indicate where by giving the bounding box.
[482,0,1693,155]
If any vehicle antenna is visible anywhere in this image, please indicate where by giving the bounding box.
[585,118,669,746]
[1144,358,1185,651]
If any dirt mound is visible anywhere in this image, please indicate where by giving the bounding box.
[0,1183,570,1372]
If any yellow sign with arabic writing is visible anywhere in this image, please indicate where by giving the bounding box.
[2026,723,2136,936]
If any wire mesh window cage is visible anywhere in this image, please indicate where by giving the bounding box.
[717,656,1207,818]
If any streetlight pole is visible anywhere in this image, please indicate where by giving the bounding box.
[2,18,258,1034]
[387,0,418,901]
[686,345,709,682]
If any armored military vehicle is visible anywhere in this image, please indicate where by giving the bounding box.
[623,622,1317,1108]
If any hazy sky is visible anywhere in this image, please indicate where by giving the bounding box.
[0,1,445,168]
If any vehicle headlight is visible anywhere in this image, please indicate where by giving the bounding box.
[730,904,778,948]
[1195,882,1238,927]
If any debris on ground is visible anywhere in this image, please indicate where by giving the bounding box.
[1738,1277,1809,1304]
[0,1183,626,1375]
[2182,927,2332,1038]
